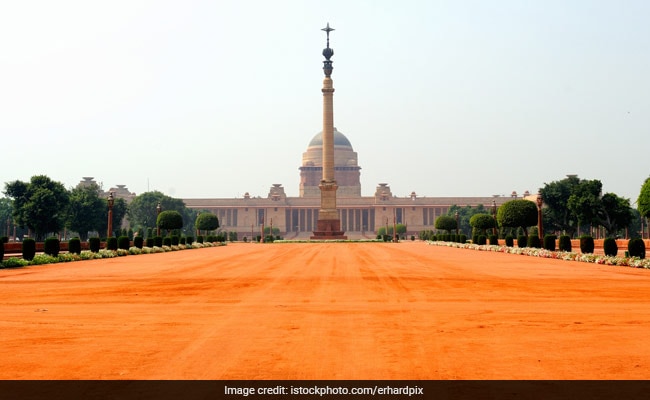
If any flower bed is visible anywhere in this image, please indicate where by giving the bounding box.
[427,241,650,269]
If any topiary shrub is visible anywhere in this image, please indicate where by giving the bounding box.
[186,236,193,244]
[68,238,81,255]
[459,234,467,243]
[527,236,541,248]
[0,240,4,262]
[146,237,154,247]
[628,238,646,259]
[44,237,60,257]
[603,237,618,257]
[22,238,36,261]
[163,237,172,246]
[505,235,514,247]
[117,236,130,250]
[477,235,487,245]
[488,235,498,245]
[543,235,556,251]
[559,235,572,252]
[517,235,527,248]
[89,237,100,253]
[134,236,144,249]
[180,237,186,245]
[197,235,204,244]
[171,235,180,246]
[154,236,163,247]
[580,235,594,254]
[106,237,118,251]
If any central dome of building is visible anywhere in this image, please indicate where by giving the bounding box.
[299,127,361,197]
[308,128,353,149]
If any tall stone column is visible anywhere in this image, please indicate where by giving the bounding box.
[312,23,346,240]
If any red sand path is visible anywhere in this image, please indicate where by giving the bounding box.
[1,242,649,379]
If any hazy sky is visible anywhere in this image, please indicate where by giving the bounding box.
[1,0,648,204]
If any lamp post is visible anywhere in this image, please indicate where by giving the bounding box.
[455,211,459,236]
[156,202,162,236]
[536,190,543,240]
[492,200,498,236]
[107,192,115,238]
[393,211,397,242]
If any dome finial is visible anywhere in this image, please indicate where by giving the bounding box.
[321,23,334,77]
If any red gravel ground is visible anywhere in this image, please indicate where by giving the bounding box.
[1,241,649,379]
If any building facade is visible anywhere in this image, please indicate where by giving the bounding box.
[182,129,517,239]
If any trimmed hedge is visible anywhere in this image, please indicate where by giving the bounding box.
[527,236,541,249]
[543,235,556,251]
[44,237,60,257]
[559,235,572,252]
[22,238,36,261]
[163,237,172,247]
[106,237,118,251]
[117,236,130,250]
[477,235,487,245]
[197,235,204,244]
[628,238,646,259]
[488,235,498,245]
[186,236,194,244]
[517,235,527,248]
[154,236,163,247]
[505,235,514,247]
[133,236,144,249]
[89,237,100,253]
[580,235,595,254]
[0,240,4,261]
[171,235,180,246]
[68,238,81,255]
[603,237,618,257]
[146,237,154,248]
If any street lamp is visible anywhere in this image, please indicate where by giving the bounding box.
[107,192,115,238]
[156,202,162,236]
[455,211,459,235]
[536,190,543,240]
[393,210,397,242]
[492,200,498,236]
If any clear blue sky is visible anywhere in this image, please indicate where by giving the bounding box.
[1,0,648,203]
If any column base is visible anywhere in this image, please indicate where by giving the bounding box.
[311,219,347,240]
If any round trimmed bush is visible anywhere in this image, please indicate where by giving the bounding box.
[543,235,556,251]
[186,236,194,244]
[68,238,81,255]
[22,238,36,261]
[154,236,163,247]
[163,237,172,246]
[197,235,204,244]
[44,237,60,257]
[580,235,595,254]
[106,237,118,251]
[603,237,618,257]
[134,236,144,249]
[117,236,130,250]
[628,238,646,259]
[527,236,541,249]
[146,237,154,247]
[517,235,527,248]
[180,237,186,245]
[505,235,514,247]
[171,235,180,246]
[477,235,487,245]
[559,235,572,252]
[488,235,498,245]
[89,237,100,253]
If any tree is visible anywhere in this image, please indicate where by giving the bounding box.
[157,210,183,235]
[435,215,457,234]
[195,213,219,236]
[4,175,70,240]
[540,175,581,236]
[598,193,633,237]
[567,179,603,230]
[469,213,495,236]
[377,223,406,236]
[127,191,186,232]
[66,183,105,240]
[447,204,488,237]
[638,177,650,224]
[497,199,537,237]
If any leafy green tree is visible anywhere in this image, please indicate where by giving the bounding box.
[127,191,186,231]
[638,177,650,224]
[598,193,632,238]
[447,204,489,237]
[66,183,104,240]
[540,175,581,236]
[157,210,183,235]
[435,215,457,234]
[196,213,220,235]
[497,199,538,237]
[567,179,603,230]
[469,213,495,236]
[4,175,70,240]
